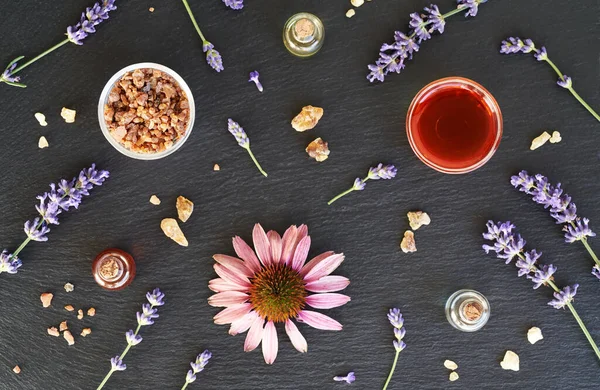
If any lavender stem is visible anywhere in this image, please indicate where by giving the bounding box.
[11,39,71,75]
[580,238,600,267]
[246,148,268,177]
[382,351,400,390]
[181,0,208,43]
[96,322,143,390]
[328,188,356,205]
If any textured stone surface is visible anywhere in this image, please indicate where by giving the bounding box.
[0,0,599,389]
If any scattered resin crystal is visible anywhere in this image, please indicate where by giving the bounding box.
[292,105,323,132]
[161,218,188,247]
[176,196,194,222]
[407,211,430,230]
[306,137,330,162]
[500,350,520,371]
[400,230,416,253]
[530,131,551,150]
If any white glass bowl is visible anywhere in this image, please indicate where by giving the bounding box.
[98,63,195,160]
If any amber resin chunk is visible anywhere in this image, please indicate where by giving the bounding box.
[291,105,324,132]
[306,137,330,162]
[400,230,417,253]
[161,218,189,247]
[176,196,194,222]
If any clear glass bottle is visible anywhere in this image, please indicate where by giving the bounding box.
[445,289,490,332]
[283,13,325,57]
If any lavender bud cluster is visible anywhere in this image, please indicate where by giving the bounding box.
[367,0,487,82]
[185,350,212,386]
[222,0,244,10]
[387,308,406,352]
[67,0,117,45]
[227,119,250,148]
[203,42,224,73]
[482,221,579,309]
[510,171,596,244]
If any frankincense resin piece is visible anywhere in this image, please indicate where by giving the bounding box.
[161,218,188,247]
[306,137,330,162]
[400,230,416,253]
[176,196,194,222]
[291,105,324,132]
[407,211,430,230]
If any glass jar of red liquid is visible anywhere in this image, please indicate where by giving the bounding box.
[406,77,503,174]
[92,248,136,290]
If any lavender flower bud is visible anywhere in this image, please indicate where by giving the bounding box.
[387,308,404,328]
[0,251,22,274]
[592,265,600,280]
[248,71,263,92]
[1,61,21,83]
[222,0,244,10]
[35,194,61,225]
[110,356,126,371]
[24,218,50,242]
[457,0,487,17]
[409,13,430,42]
[228,119,250,148]
[137,304,159,326]
[333,372,356,384]
[146,288,165,306]
[367,164,397,180]
[565,218,596,243]
[393,340,407,352]
[557,75,572,89]
[548,284,579,309]
[184,350,212,385]
[515,250,541,277]
[424,5,445,34]
[186,370,197,384]
[352,178,366,191]
[202,41,224,72]
[528,264,557,289]
[534,46,548,61]
[125,330,143,346]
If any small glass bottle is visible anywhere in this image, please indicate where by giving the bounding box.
[92,248,136,291]
[445,289,490,332]
[283,12,325,57]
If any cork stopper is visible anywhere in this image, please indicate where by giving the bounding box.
[294,18,315,40]
[99,256,121,280]
[462,301,483,322]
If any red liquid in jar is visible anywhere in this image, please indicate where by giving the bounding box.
[409,85,497,170]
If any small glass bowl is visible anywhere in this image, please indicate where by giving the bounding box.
[97,62,195,160]
[406,77,503,174]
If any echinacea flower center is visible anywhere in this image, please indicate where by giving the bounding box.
[249,263,306,323]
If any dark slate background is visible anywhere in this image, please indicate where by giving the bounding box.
[0,0,599,389]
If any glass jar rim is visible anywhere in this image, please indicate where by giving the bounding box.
[405,76,503,174]
[97,62,196,160]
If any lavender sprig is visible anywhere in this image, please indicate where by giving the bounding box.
[333,372,355,384]
[222,0,244,10]
[482,221,600,362]
[500,37,600,122]
[181,0,224,72]
[510,171,600,279]
[227,119,268,177]
[97,289,165,390]
[0,165,109,277]
[181,350,212,390]
[328,163,397,205]
[367,0,488,82]
[383,308,406,390]
[1,1,117,88]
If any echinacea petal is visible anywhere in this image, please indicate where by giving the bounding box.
[208,291,250,307]
[306,293,351,309]
[305,276,350,293]
[285,319,307,353]
[213,254,254,278]
[267,230,282,264]
[280,225,298,265]
[213,303,252,325]
[208,278,249,293]
[291,235,312,271]
[214,264,251,288]
[297,310,343,331]
[262,321,278,364]
[253,223,272,267]
[299,251,335,277]
[233,236,261,273]
[229,310,259,336]
[244,315,265,352]
[303,253,345,283]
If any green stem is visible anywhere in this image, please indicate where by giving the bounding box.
[543,58,600,123]
[181,383,190,390]
[328,188,355,205]
[568,87,600,122]
[246,148,268,177]
[97,323,143,390]
[441,6,467,19]
[11,39,71,74]
[382,351,400,390]
[181,0,208,43]
[580,238,600,268]
[566,302,600,362]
